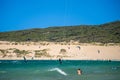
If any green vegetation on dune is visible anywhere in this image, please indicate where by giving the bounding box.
[34,49,50,57]
[0,21,120,43]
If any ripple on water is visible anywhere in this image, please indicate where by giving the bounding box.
[0,71,7,73]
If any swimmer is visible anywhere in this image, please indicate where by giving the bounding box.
[77,69,82,75]
[58,58,62,64]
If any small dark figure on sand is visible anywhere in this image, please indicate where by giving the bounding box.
[77,46,81,50]
[98,50,100,53]
[68,47,70,49]
[31,57,34,60]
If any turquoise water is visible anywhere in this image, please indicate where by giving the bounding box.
[0,60,120,80]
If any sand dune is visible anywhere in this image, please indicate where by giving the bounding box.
[0,41,120,60]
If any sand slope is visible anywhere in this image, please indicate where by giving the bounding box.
[0,41,120,60]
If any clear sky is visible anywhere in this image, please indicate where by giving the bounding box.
[0,0,120,32]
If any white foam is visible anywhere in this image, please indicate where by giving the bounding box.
[49,68,67,76]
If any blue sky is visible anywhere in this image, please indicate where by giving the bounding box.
[0,0,120,32]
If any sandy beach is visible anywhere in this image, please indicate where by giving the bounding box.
[0,41,120,60]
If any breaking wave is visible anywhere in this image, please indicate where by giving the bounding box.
[48,68,67,76]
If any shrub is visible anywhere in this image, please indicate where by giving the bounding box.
[13,49,29,57]
[60,49,67,54]
[0,49,6,54]
[34,50,50,57]
[0,49,7,58]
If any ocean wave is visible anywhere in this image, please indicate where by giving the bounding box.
[48,68,67,76]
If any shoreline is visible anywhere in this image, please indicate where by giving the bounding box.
[0,59,120,62]
[0,58,120,61]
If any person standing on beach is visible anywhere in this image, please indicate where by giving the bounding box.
[98,50,100,53]
[77,46,81,50]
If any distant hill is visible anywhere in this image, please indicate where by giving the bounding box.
[0,21,120,43]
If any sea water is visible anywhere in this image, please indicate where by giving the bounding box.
[0,60,120,80]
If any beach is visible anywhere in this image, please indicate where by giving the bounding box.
[0,41,120,80]
[0,41,120,61]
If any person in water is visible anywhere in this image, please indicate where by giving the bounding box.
[23,56,27,63]
[77,69,82,75]
[58,58,62,64]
